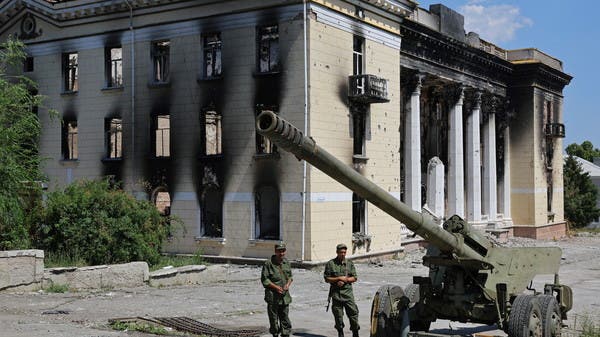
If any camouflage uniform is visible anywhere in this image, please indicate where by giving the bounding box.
[261,253,293,337]
[324,255,360,333]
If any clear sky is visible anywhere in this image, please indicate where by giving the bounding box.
[414,0,599,149]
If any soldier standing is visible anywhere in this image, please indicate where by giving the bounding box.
[261,243,293,337]
[324,243,360,337]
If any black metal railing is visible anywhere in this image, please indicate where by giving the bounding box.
[348,74,389,103]
[545,123,565,138]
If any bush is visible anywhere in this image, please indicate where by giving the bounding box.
[35,179,170,266]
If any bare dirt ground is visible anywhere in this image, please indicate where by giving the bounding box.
[1,233,599,337]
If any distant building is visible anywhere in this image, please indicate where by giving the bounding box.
[572,156,600,228]
[0,0,571,262]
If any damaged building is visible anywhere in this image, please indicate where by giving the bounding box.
[0,0,571,262]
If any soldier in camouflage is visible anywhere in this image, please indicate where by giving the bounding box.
[261,243,293,337]
[324,243,360,337]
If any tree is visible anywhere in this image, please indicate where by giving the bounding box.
[564,155,600,228]
[565,141,600,162]
[0,37,45,249]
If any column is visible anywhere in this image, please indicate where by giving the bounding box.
[465,91,482,223]
[482,103,497,225]
[499,126,512,225]
[426,156,445,220]
[404,74,425,211]
[447,85,465,218]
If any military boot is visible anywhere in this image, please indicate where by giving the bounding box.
[351,330,359,337]
[337,329,344,337]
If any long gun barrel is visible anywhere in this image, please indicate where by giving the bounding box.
[256,111,483,260]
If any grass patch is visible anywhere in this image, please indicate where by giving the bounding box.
[44,251,88,268]
[44,282,69,293]
[150,249,206,271]
[571,227,600,235]
[581,317,600,337]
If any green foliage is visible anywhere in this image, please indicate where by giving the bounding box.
[110,321,170,335]
[564,155,600,228]
[44,250,89,268]
[566,141,600,162]
[44,282,69,293]
[36,179,171,265]
[0,36,45,250]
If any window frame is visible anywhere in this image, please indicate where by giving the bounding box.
[151,40,170,84]
[62,118,78,160]
[105,46,123,88]
[202,33,222,79]
[62,52,78,93]
[104,117,123,160]
[352,35,364,76]
[201,106,223,157]
[153,114,171,158]
[256,24,280,74]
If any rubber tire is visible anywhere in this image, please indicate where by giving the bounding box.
[507,294,543,337]
[370,285,406,337]
[539,295,561,337]
[404,284,431,332]
[404,284,419,307]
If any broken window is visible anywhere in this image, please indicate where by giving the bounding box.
[352,109,366,156]
[257,25,279,73]
[255,185,280,240]
[353,36,364,76]
[154,114,170,157]
[62,119,78,160]
[151,40,170,83]
[203,33,222,78]
[105,118,122,159]
[201,187,223,237]
[105,47,123,87]
[152,187,171,215]
[63,52,78,92]
[352,193,366,234]
[23,56,33,72]
[202,108,222,156]
[255,106,277,155]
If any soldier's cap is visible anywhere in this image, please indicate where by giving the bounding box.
[336,243,348,251]
[275,243,287,251]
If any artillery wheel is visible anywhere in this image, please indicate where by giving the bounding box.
[404,284,419,306]
[539,295,561,337]
[507,295,543,337]
[370,285,408,337]
[403,284,431,332]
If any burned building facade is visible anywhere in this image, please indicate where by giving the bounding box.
[0,0,571,262]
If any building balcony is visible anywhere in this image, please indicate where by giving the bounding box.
[348,75,389,104]
[544,123,565,138]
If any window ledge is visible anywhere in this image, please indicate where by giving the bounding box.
[59,159,79,167]
[101,86,124,92]
[147,81,171,88]
[252,70,281,77]
[195,236,226,245]
[198,153,224,161]
[60,90,78,96]
[197,75,223,83]
[101,157,123,163]
[149,155,172,161]
[253,152,280,160]
[248,239,283,247]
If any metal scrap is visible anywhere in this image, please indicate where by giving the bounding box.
[109,316,265,337]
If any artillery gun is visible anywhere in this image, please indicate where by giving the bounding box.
[256,111,573,337]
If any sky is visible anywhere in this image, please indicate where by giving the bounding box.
[415,0,600,149]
